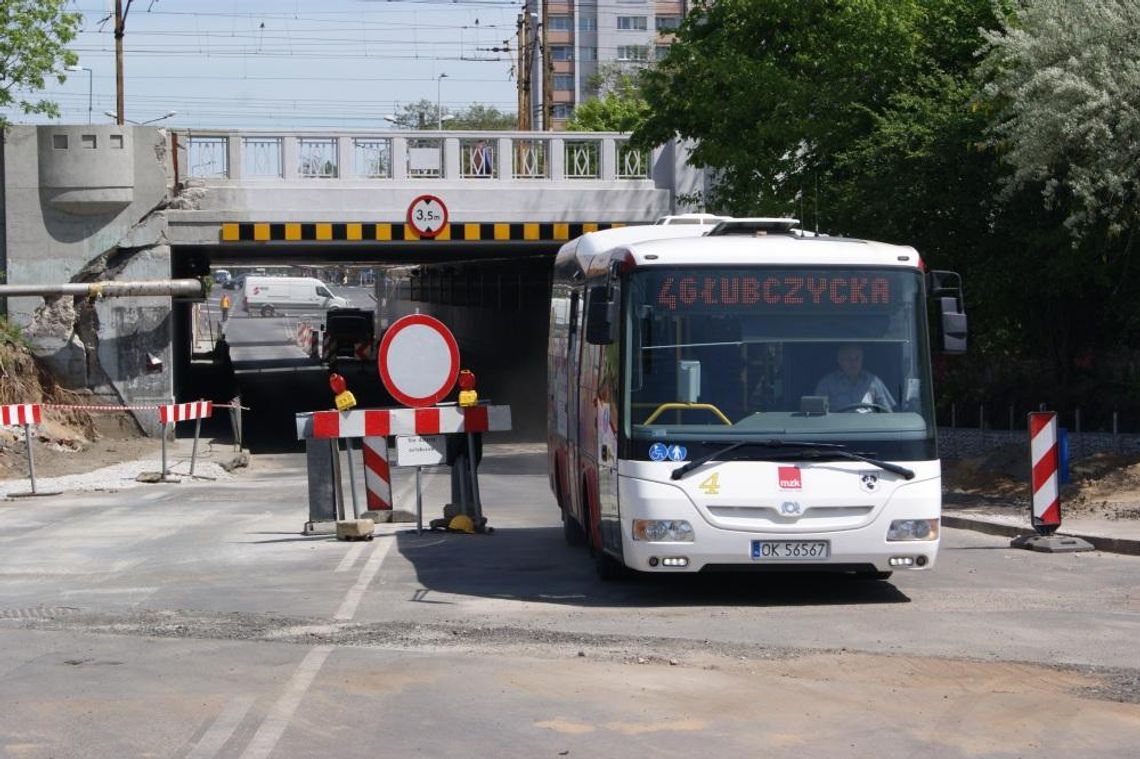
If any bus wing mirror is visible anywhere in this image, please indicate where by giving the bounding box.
[939,297,968,354]
[585,286,616,345]
[927,270,968,354]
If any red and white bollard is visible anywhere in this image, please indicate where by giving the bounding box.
[1028,411,1061,535]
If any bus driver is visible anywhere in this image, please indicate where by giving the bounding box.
[815,343,896,412]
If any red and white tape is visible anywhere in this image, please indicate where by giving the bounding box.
[0,403,42,426]
[296,405,511,440]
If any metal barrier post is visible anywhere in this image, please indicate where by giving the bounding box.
[466,430,483,526]
[189,416,202,477]
[331,439,346,521]
[23,423,38,495]
[230,395,243,451]
[344,438,360,519]
[415,465,424,534]
[160,422,169,480]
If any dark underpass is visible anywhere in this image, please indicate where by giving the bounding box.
[171,242,556,453]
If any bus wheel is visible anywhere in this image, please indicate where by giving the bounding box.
[260,304,275,318]
[562,509,586,547]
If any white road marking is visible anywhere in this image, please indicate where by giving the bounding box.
[186,696,256,759]
[238,509,396,756]
[334,541,367,573]
[334,537,393,621]
[238,645,333,759]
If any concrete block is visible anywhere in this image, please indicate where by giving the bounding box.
[1010,534,1094,553]
[336,519,375,541]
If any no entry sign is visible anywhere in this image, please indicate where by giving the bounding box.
[378,314,460,407]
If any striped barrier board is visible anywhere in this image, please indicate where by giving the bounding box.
[1028,411,1061,534]
[0,404,42,426]
[159,401,214,425]
[362,436,392,512]
[296,405,512,440]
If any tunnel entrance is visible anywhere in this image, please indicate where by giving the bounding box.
[171,242,557,453]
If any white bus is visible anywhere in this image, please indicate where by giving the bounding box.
[547,218,967,579]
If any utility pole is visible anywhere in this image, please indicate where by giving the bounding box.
[516,13,529,131]
[541,0,552,131]
[114,0,132,126]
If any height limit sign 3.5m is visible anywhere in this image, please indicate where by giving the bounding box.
[407,194,448,239]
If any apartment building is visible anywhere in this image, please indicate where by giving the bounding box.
[519,0,690,129]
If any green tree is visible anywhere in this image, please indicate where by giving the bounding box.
[566,66,649,132]
[979,0,1140,238]
[637,0,940,215]
[448,104,516,130]
[0,0,82,127]
[387,100,516,131]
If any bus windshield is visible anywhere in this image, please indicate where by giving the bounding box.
[622,266,936,460]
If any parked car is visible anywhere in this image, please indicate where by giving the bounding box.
[241,276,350,317]
[222,275,243,290]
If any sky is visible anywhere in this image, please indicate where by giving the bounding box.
[5,0,522,129]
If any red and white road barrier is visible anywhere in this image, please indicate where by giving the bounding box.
[159,400,213,425]
[296,405,512,440]
[362,436,392,513]
[1,403,47,495]
[1028,411,1061,534]
[158,400,216,480]
[0,403,42,426]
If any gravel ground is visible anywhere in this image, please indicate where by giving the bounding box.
[0,455,235,498]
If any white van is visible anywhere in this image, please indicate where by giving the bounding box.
[241,276,350,317]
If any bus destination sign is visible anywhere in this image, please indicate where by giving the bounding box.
[655,274,892,311]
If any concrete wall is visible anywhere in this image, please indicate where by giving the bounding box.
[1,125,176,435]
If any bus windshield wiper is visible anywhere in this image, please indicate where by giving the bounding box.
[670,439,845,480]
[670,440,915,481]
[775,447,916,480]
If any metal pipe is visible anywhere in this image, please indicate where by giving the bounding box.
[0,279,204,298]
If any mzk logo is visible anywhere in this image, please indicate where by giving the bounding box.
[778,466,802,489]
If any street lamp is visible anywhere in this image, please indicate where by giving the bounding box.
[436,73,448,130]
[104,110,176,125]
[66,65,93,124]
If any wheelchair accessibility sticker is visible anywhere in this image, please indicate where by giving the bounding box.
[650,443,688,462]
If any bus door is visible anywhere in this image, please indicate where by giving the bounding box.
[584,276,621,555]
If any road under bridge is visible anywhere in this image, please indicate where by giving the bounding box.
[1,125,705,440]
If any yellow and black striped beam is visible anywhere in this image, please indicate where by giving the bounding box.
[220,222,626,243]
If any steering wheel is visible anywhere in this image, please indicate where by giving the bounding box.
[835,402,891,413]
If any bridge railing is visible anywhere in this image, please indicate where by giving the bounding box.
[175,130,657,184]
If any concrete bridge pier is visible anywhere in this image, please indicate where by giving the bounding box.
[1,125,188,435]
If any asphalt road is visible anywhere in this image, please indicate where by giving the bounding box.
[1,446,1138,757]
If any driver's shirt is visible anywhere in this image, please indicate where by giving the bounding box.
[815,370,896,411]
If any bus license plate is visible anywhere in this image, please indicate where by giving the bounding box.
[751,540,830,560]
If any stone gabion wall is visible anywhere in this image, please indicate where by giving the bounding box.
[938,428,1140,461]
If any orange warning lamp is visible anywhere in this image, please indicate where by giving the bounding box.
[329,372,357,411]
[458,369,478,407]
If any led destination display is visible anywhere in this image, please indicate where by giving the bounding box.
[653,271,894,312]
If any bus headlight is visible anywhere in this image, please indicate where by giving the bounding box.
[886,519,939,542]
[632,519,695,542]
